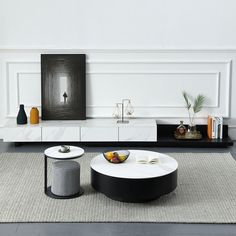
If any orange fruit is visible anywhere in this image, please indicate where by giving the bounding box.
[105,152,113,160]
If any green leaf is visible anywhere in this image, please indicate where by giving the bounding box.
[182,91,191,110]
[193,94,205,113]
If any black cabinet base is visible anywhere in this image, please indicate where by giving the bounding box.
[91,169,178,203]
[13,140,233,148]
[45,186,84,199]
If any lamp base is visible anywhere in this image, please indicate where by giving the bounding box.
[117,120,129,124]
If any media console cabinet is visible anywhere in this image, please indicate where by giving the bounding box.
[2,119,233,148]
[2,119,157,142]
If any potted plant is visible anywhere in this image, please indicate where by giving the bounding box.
[182,91,205,134]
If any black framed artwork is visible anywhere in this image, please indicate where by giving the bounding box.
[41,54,86,120]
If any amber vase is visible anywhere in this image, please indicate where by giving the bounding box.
[30,107,39,124]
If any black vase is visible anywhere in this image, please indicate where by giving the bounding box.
[17,104,27,125]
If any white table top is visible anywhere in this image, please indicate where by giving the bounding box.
[90,150,178,179]
[44,146,84,159]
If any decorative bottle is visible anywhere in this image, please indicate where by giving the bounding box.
[30,107,39,124]
[176,121,186,136]
[17,104,27,125]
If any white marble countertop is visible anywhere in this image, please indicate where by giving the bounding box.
[4,118,157,128]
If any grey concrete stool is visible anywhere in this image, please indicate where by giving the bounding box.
[51,161,80,196]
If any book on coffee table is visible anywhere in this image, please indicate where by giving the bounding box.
[135,155,159,164]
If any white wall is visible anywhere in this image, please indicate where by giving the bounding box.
[1,0,236,139]
[1,0,236,49]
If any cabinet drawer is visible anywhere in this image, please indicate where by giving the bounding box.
[42,127,80,141]
[81,127,118,141]
[3,127,41,142]
[119,127,157,142]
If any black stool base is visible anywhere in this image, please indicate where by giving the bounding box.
[45,186,84,199]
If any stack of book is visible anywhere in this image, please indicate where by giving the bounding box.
[207,116,223,139]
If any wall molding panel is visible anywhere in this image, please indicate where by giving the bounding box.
[17,72,41,107]
[0,49,235,138]
[5,57,231,118]
[87,60,232,64]
[6,62,41,117]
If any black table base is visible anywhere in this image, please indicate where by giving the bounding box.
[45,186,84,199]
[91,169,178,203]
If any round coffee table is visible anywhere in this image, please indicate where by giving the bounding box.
[90,150,178,202]
[44,145,84,199]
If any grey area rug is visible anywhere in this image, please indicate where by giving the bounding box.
[0,152,236,223]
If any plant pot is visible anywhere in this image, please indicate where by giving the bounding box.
[188,125,197,133]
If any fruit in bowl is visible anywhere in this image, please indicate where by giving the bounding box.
[103,150,130,164]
